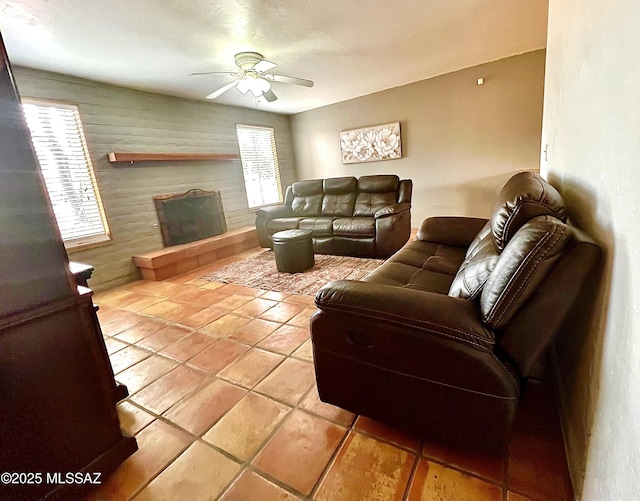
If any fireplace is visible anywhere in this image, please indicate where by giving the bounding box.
[153,189,227,247]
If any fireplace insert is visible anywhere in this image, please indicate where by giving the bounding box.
[153,189,227,246]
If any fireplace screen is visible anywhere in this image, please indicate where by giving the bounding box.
[153,189,227,247]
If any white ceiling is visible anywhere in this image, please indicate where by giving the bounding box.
[0,0,548,115]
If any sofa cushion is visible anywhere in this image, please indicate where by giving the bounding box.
[334,237,376,256]
[405,250,463,294]
[406,269,455,294]
[324,176,357,193]
[265,217,303,233]
[448,222,500,300]
[490,172,566,251]
[363,261,417,287]
[333,217,376,238]
[321,177,357,217]
[354,192,397,216]
[386,239,466,271]
[291,179,323,216]
[292,179,323,196]
[463,221,493,258]
[354,175,400,217]
[299,217,334,237]
[364,239,464,291]
[357,174,399,193]
[481,215,571,329]
[423,256,465,277]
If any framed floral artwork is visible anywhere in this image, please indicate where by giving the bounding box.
[340,122,402,164]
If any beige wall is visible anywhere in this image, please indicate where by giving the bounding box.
[13,68,295,290]
[541,0,640,498]
[290,50,546,224]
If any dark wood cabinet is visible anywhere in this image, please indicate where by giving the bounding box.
[0,33,136,501]
[69,262,130,404]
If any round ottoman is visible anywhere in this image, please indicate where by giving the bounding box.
[272,229,315,273]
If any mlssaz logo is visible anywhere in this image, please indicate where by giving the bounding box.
[46,472,102,485]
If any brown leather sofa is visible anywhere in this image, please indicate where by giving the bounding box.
[255,175,412,258]
[311,171,601,452]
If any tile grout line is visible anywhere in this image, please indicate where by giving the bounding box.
[105,285,317,498]
[107,278,368,499]
[402,449,422,501]
[307,426,355,500]
[418,451,507,490]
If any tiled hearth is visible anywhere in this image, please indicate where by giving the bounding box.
[86,248,573,500]
[133,227,259,281]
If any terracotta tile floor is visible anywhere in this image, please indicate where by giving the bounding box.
[86,249,573,501]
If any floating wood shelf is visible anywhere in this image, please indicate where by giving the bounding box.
[107,152,239,164]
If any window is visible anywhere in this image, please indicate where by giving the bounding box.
[236,125,283,209]
[21,99,110,249]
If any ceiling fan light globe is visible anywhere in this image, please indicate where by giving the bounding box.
[236,78,250,94]
[257,77,271,92]
[236,75,268,96]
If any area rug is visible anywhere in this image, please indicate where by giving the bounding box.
[201,251,384,296]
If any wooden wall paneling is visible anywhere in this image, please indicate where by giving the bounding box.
[13,66,297,290]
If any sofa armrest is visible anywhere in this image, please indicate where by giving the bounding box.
[315,280,494,351]
[374,203,411,219]
[255,204,293,219]
[417,216,488,247]
[312,280,519,399]
[255,204,294,248]
[374,205,412,257]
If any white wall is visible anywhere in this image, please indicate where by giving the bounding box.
[291,51,546,225]
[541,0,640,498]
[13,68,295,290]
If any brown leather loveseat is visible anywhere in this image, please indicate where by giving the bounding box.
[255,175,412,258]
[310,171,600,452]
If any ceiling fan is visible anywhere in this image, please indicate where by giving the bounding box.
[191,51,314,103]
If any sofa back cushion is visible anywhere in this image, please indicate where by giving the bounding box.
[321,177,357,217]
[291,179,323,216]
[490,172,566,252]
[354,175,399,216]
[448,222,500,300]
[480,215,571,329]
[398,179,413,204]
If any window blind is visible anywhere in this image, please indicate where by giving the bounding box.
[236,125,283,209]
[22,100,110,248]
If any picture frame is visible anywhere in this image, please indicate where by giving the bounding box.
[340,121,402,164]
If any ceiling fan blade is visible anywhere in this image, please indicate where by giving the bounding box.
[269,74,314,87]
[206,80,238,99]
[190,71,238,76]
[254,60,277,72]
[262,89,278,102]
